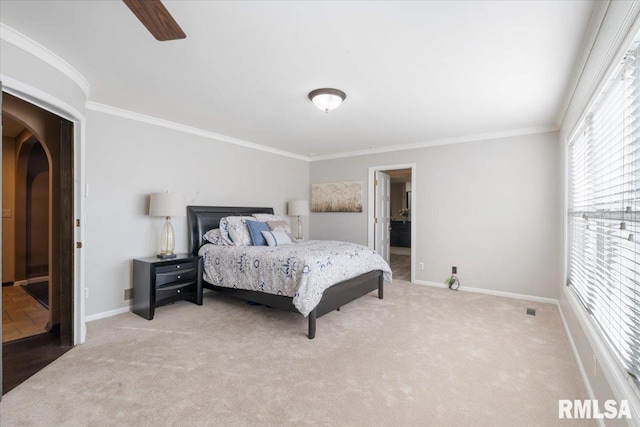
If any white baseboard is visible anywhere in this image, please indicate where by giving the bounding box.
[13,276,50,286]
[86,292,214,323]
[412,279,558,304]
[85,306,131,323]
[413,279,448,289]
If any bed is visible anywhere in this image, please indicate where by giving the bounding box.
[187,205,391,339]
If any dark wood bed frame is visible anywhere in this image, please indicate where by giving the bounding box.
[187,206,384,339]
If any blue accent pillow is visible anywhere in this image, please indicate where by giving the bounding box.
[246,220,271,246]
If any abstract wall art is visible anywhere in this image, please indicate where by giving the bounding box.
[311,181,362,212]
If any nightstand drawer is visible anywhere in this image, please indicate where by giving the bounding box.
[156,262,198,274]
[155,268,197,287]
[156,281,197,303]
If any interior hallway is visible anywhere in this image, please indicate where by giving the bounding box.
[390,251,411,281]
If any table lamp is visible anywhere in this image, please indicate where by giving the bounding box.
[288,200,309,240]
[149,191,185,259]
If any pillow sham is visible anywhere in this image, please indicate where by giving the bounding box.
[261,230,293,246]
[223,216,255,246]
[218,217,234,245]
[267,220,295,241]
[253,213,283,222]
[246,220,270,246]
[203,228,225,245]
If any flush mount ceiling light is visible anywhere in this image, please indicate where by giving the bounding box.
[308,88,347,113]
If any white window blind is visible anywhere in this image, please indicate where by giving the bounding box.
[568,43,640,387]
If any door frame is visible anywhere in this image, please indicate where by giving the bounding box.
[367,163,416,283]
[1,76,86,346]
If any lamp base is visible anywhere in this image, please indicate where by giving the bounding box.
[158,216,176,260]
[296,216,303,240]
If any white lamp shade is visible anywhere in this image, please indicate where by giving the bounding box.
[149,192,186,217]
[288,200,309,216]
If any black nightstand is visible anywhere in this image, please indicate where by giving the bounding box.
[132,254,203,320]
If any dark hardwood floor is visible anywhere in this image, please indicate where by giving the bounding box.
[2,331,72,395]
[390,253,411,281]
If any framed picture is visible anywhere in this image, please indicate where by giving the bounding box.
[311,181,362,212]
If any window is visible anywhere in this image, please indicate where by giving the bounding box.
[568,42,640,387]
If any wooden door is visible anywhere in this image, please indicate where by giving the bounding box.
[374,171,391,264]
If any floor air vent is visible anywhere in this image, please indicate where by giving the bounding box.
[526,307,536,316]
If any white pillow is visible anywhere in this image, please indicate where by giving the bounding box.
[261,230,293,246]
[266,220,295,241]
[223,216,255,246]
[253,213,283,222]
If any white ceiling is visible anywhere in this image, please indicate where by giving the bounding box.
[0,1,595,159]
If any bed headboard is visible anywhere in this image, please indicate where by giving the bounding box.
[187,206,274,255]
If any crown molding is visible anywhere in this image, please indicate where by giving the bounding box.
[1,73,85,122]
[0,23,91,98]
[0,25,562,163]
[87,100,555,164]
[554,0,610,130]
[556,0,640,131]
[309,125,558,162]
[85,101,311,162]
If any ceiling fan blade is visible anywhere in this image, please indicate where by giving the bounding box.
[123,0,186,41]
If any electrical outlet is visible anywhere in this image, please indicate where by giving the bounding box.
[124,288,133,300]
[452,266,457,274]
[84,287,89,299]
[418,262,424,270]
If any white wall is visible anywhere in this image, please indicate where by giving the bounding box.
[310,131,562,300]
[84,110,310,317]
[558,1,640,425]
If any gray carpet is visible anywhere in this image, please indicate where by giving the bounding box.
[0,280,593,426]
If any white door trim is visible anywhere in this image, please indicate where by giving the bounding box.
[1,75,87,345]
[368,163,416,283]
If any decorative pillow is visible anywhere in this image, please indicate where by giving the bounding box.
[203,228,225,245]
[267,220,295,241]
[223,216,255,246]
[253,213,283,222]
[246,220,271,246]
[261,230,293,246]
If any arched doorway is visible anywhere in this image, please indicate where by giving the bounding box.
[26,141,50,282]
[1,93,74,394]
[2,118,53,341]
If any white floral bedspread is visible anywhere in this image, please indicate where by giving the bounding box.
[198,240,392,316]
